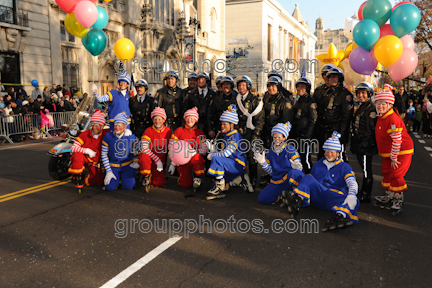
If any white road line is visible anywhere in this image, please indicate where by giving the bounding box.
[414,135,421,139]
[425,147,432,152]
[100,235,182,288]
[418,140,426,144]
[0,140,59,151]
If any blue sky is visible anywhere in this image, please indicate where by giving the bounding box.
[280,0,398,31]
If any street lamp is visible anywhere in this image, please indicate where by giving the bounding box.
[189,16,201,69]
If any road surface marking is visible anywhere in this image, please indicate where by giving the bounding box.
[418,140,426,144]
[0,140,59,151]
[0,180,70,203]
[425,147,432,152]
[414,135,420,139]
[413,132,418,135]
[100,236,183,288]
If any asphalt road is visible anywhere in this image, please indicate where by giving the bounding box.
[0,134,431,288]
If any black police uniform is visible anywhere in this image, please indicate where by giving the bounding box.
[292,93,317,173]
[236,91,265,185]
[129,93,155,138]
[312,84,329,105]
[316,84,354,161]
[183,86,217,136]
[207,90,238,136]
[155,85,185,131]
[262,92,294,148]
[350,98,377,201]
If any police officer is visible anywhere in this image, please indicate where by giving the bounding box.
[312,64,337,105]
[264,70,293,103]
[215,75,224,94]
[186,72,198,92]
[315,67,354,162]
[155,70,185,131]
[235,75,265,188]
[183,71,217,136]
[351,82,377,203]
[207,76,238,139]
[292,77,317,173]
[129,79,154,138]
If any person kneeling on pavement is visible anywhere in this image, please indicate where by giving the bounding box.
[254,121,304,205]
[168,107,207,191]
[206,105,251,200]
[101,113,138,191]
[285,131,360,231]
[68,109,110,189]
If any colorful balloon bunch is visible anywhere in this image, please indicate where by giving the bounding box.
[56,0,109,56]
[350,0,420,81]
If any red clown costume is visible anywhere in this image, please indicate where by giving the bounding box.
[68,110,110,187]
[170,107,207,188]
[138,107,172,187]
[375,87,414,195]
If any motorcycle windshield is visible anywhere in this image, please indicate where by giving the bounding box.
[67,95,96,131]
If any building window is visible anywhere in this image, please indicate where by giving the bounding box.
[0,52,20,88]
[0,0,28,27]
[60,21,75,43]
[267,24,272,62]
[171,0,174,26]
[210,8,217,33]
[62,63,80,93]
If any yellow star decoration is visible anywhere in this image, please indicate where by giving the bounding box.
[316,43,349,68]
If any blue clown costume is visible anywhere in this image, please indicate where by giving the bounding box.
[257,122,304,205]
[289,131,360,231]
[94,72,132,131]
[206,105,248,200]
[101,113,137,191]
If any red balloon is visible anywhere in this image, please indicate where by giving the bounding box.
[380,24,395,38]
[55,0,97,13]
[358,1,368,21]
[392,1,415,12]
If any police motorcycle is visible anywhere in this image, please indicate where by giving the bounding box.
[47,96,100,183]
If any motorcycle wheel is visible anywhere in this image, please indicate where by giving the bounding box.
[48,153,71,180]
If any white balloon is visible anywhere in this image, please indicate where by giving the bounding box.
[344,17,360,41]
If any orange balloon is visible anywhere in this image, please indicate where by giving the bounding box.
[373,35,403,68]
[104,0,112,2]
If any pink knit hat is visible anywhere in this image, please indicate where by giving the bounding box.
[151,107,167,121]
[183,107,199,121]
[374,89,395,104]
[90,109,105,127]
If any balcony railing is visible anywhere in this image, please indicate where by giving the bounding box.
[0,5,29,27]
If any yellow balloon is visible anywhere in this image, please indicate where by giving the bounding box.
[114,38,135,61]
[105,0,112,2]
[65,12,88,38]
[373,36,403,68]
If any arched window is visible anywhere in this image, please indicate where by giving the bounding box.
[210,8,217,33]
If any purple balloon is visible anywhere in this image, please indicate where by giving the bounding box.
[349,47,378,75]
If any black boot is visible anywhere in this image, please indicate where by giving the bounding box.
[358,178,373,203]
[259,174,271,187]
[249,163,258,189]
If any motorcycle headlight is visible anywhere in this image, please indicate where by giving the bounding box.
[69,124,79,137]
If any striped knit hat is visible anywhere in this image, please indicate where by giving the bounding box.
[113,113,128,125]
[184,107,199,121]
[90,109,105,127]
[271,121,292,138]
[220,104,239,124]
[374,89,395,104]
[323,131,342,152]
[117,71,131,84]
[151,107,167,121]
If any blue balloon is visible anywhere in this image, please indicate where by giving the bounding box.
[390,4,421,38]
[92,7,109,30]
[353,19,380,52]
[82,29,107,56]
[31,79,38,87]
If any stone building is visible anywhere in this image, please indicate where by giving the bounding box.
[225,1,317,94]
[0,0,225,97]
[314,16,350,56]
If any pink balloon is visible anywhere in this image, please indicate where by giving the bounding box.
[388,49,418,81]
[380,24,394,38]
[74,1,98,28]
[55,0,80,13]
[392,1,415,12]
[358,1,367,21]
[400,35,415,50]
[169,140,195,166]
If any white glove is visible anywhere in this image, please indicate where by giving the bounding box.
[290,159,303,171]
[84,148,96,158]
[130,162,140,169]
[156,160,164,172]
[253,151,266,165]
[207,153,214,161]
[104,171,117,186]
[124,129,132,136]
[205,139,216,153]
[168,164,176,175]
[343,194,358,210]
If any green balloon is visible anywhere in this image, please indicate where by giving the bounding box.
[362,0,392,28]
[82,29,107,56]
